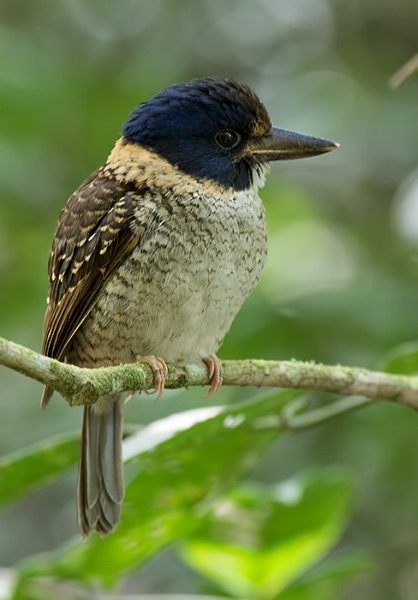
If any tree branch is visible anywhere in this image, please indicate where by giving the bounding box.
[1,336,418,414]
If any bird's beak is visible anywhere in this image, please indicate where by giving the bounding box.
[251,127,339,161]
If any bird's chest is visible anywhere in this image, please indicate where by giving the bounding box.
[89,189,267,362]
[146,191,266,289]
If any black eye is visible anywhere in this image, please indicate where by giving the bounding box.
[215,129,241,150]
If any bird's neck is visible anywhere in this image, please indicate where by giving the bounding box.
[105,138,227,197]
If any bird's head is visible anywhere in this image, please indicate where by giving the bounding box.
[123,78,338,191]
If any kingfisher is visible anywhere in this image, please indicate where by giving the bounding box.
[41,77,338,536]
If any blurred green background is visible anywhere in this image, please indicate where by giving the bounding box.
[1,0,418,598]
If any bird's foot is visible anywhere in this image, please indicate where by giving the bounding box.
[136,355,168,398]
[203,354,223,396]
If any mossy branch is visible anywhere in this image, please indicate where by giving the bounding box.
[1,336,418,421]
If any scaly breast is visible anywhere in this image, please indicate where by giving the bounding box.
[71,188,267,366]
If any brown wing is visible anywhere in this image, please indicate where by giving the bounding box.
[42,167,141,361]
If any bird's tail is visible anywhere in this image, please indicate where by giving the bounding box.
[77,398,124,536]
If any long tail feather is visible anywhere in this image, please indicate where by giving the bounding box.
[77,399,124,536]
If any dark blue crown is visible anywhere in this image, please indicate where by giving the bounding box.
[122,77,271,190]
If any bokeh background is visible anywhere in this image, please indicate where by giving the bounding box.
[1,0,418,598]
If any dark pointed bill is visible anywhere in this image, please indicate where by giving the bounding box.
[251,126,340,161]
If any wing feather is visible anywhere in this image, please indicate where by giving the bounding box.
[42,167,142,361]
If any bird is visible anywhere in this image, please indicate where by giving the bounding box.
[41,77,338,536]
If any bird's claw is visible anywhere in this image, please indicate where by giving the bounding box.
[203,354,223,396]
[136,355,168,398]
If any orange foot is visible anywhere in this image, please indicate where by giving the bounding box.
[203,354,223,396]
[136,355,168,398]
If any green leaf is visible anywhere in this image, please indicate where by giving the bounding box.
[14,390,297,592]
[277,551,373,600]
[180,472,354,600]
[380,341,418,375]
[0,433,79,507]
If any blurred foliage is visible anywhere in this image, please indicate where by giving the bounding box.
[0,433,79,508]
[14,392,294,592]
[180,474,356,599]
[6,394,366,600]
[1,0,418,598]
[381,341,418,375]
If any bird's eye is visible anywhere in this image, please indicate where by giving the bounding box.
[215,129,241,150]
